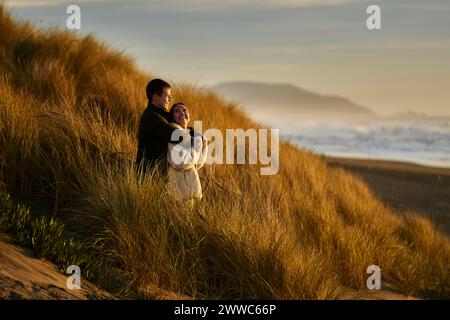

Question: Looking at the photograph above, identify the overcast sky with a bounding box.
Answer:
[4,0,450,115]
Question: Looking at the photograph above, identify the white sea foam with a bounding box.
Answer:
[271,116,450,168]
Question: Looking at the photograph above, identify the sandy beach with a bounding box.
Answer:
[325,157,450,236]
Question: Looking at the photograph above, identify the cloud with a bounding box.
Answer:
[5,0,360,8]
[4,0,107,7]
[159,0,358,5]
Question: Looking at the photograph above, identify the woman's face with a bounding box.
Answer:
[173,104,190,128]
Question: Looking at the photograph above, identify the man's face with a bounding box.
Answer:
[153,87,173,110]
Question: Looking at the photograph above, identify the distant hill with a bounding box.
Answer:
[213,81,373,116]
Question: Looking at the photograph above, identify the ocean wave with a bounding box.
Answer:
[280,118,450,168]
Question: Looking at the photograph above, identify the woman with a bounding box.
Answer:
[166,102,208,203]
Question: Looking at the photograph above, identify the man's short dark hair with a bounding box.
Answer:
[146,79,171,101]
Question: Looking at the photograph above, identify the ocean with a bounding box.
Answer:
[262,116,450,168]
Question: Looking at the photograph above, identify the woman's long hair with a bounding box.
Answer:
[169,102,188,123]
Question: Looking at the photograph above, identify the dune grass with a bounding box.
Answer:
[0,188,103,283]
[0,4,449,299]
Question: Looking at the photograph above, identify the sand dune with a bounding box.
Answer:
[326,157,450,237]
[0,233,114,300]
[0,229,418,300]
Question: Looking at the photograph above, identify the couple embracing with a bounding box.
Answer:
[136,79,208,205]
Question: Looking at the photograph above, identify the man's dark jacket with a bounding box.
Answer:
[136,102,177,174]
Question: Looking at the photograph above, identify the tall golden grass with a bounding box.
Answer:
[0,4,449,299]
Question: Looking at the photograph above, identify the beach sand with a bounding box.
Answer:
[0,233,114,299]
[325,157,450,237]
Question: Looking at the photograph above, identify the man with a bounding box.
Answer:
[136,79,177,176]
